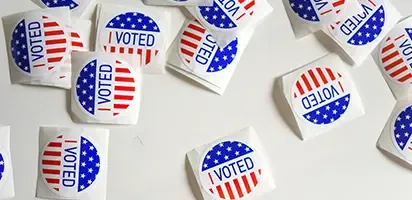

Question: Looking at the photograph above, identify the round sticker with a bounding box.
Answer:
[178,21,238,74]
[379,26,412,85]
[329,0,385,46]
[199,141,263,199]
[99,12,163,68]
[74,57,138,121]
[39,0,84,10]
[288,0,346,23]
[391,105,412,162]
[10,13,70,77]
[196,0,255,30]
[40,135,101,197]
[291,67,351,125]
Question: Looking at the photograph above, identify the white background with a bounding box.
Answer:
[1,0,412,199]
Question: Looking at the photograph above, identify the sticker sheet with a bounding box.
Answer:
[185,0,273,47]
[323,0,401,65]
[167,20,253,95]
[282,53,365,140]
[95,3,171,74]
[0,126,15,200]
[375,16,412,100]
[70,51,142,125]
[283,0,349,38]
[34,0,95,18]
[2,8,73,88]
[143,0,212,7]
[36,126,109,200]
[186,127,275,200]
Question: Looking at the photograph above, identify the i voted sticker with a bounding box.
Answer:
[196,0,255,30]
[10,13,70,77]
[291,67,351,125]
[289,0,345,23]
[391,105,412,162]
[178,21,238,74]
[199,141,263,199]
[39,0,85,10]
[74,57,138,120]
[99,12,163,67]
[329,0,385,46]
[40,135,101,197]
[379,27,412,85]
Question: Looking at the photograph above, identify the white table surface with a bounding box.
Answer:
[0,0,411,199]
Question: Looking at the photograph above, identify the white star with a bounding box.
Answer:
[405,132,409,137]
[379,9,383,13]
[335,101,340,106]
[82,151,87,156]
[214,7,218,11]
[81,162,86,167]
[142,25,147,29]
[131,24,136,28]
[401,124,406,129]
[313,119,318,123]
[218,66,223,70]
[216,151,221,155]
[80,185,85,189]
[237,143,242,147]
[374,34,378,38]
[290,2,294,7]
[323,114,328,119]
[22,45,26,49]
[409,123,412,127]
[316,110,321,115]
[396,134,400,138]
[20,33,24,38]
[116,16,120,21]
[83,140,88,144]
[133,12,138,16]
[205,7,210,11]
[398,117,402,121]
[245,147,250,152]
[214,159,219,164]
[82,90,86,95]
[229,23,233,27]
[89,157,94,162]
[326,106,330,110]
[89,73,94,78]
[88,180,92,184]
[127,17,131,22]
[84,67,89,71]
[0,161,3,165]
[82,101,86,106]
[231,54,235,58]
[306,115,311,119]
[228,46,232,50]
[203,164,208,168]
[223,55,227,60]
[351,39,355,44]
[88,107,92,111]
[406,115,411,120]
[109,22,114,26]
[226,147,232,151]
[307,6,312,11]
[83,79,87,83]
[298,4,303,9]
[138,18,142,23]
[214,57,219,62]
[209,67,214,71]
[53,0,57,3]
[365,24,369,29]
[372,17,376,21]
[149,20,153,24]
[88,168,93,173]
[154,26,158,30]
[342,105,347,110]
[88,96,93,100]
[89,146,95,150]
[70,3,74,7]
[15,40,19,45]
[312,16,316,20]
[24,66,28,71]
[81,174,85,178]
[224,155,229,160]
[221,15,226,19]
[96,163,100,167]
[373,25,377,30]
[235,151,239,156]
[120,23,125,27]
[366,33,370,38]
[303,14,308,18]
[330,118,335,122]
[46,2,50,6]
[400,142,404,146]
[89,85,93,89]
[358,40,363,45]
[333,110,337,114]
[357,32,362,36]
[219,143,224,147]
[380,17,384,22]
[345,97,349,101]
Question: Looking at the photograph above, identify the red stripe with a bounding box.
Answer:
[104,46,107,51]
[48,66,54,70]
[332,0,344,7]
[48,142,62,147]
[316,68,328,84]
[244,0,255,10]
[209,188,214,193]
[183,31,202,41]
[208,172,214,184]
[42,160,61,166]
[113,113,119,116]
[146,49,151,65]
[128,48,133,54]
[114,95,134,100]
[238,0,245,3]
[43,22,59,28]
[71,32,80,38]
[44,30,64,36]
[216,185,225,198]
[250,171,258,186]
[225,182,235,199]
[45,39,66,45]
[181,48,194,57]
[48,57,63,63]
[46,178,60,184]
[395,34,405,41]
[320,9,332,15]
[46,48,66,54]
[42,16,48,19]
[33,64,45,68]
[409,146,412,150]
[116,68,130,73]
[326,68,336,81]
[65,140,77,143]
[296,81,304,95]
[301,74,313,92]
[241,175,251,193]
[382,51,400,63]
[398,73,412,82]
[382,43,394,53]
[98,108,111,111]
[233,179,244,198]
[188,23,206,34]
[236,13,246,21]
[390,66,408,77]
[181,39,198,49]
[338,81,344,92]
[368,0,376,7]
[120,47,125,53]
[72,42,84,47]
[114,104,129,109]
[42,169,60,175]
[57,135,62,138]
[109,31,112,43]
[111,46,116,53]
[308,69,320,88]
[54,188,59,191]
[384,58,403,71]
[138,49,142,55]
[43,151,61,156]
[116,60,121,64]
[115,86,135,91]
[115,77,134,82]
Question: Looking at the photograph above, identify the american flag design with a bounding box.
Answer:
[40,135,101,197]
[10,15,70,77]
[57,31,87,80]
[329,0,385,46]
[392,105,412,159]
[0,152,4,183]
[40,0,80,10]
[379,28,412,85]
[197,0,255,30]
[291,67,351,125]
[178,21,238,73]
[75,58,137,120]
[100,12,161,68]
[199,141,262,199]
[289,0,345,23]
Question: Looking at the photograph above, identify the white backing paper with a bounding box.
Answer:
[0,126,15,200]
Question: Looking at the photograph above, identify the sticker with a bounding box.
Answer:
[391,105,412,162]
[10,13,70,77]
[99,12,163,67]
[288,0,345,23]
[291,67,351,125]
[379,27,412,85]
[57,31,87,80]
[74,57,138,120]
[39,0,84,10]
[196,0,255,30]
[329,0,385,46]
[178,21,238,74]
[199,141,263,199]
[40,135,101,197]
[0,147,6,187]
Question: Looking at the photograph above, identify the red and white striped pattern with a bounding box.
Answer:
[104,31,158,66]
[208,169,261,199]
[380,35,412,83]
[41,135,77,192]
[41,16,69,71]
[321,0,345,16]
[58,31,86,79]
[236,0,255,21]
[293,67,344,98]
[180,22,207,65]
